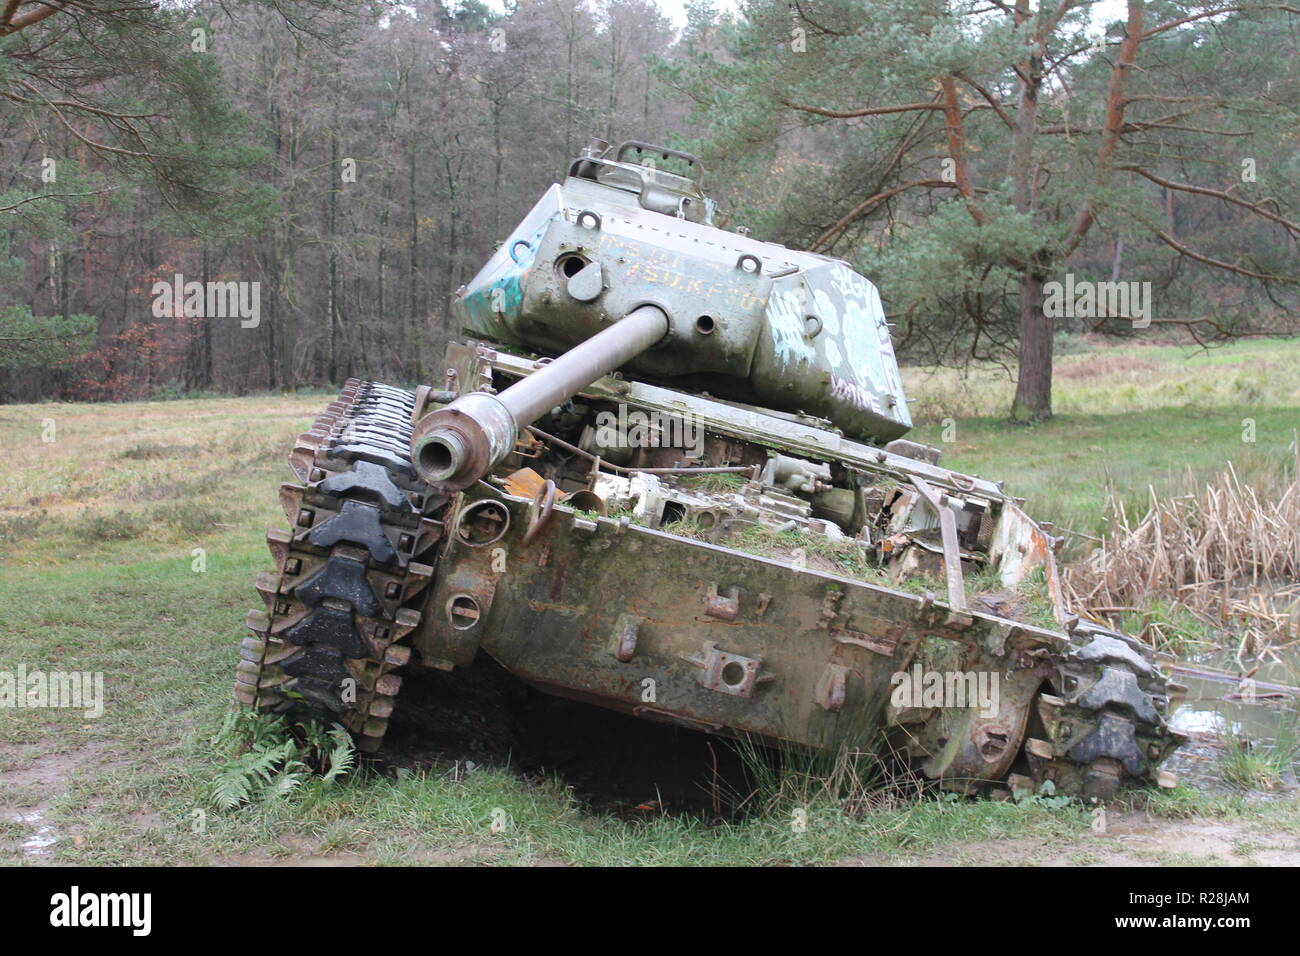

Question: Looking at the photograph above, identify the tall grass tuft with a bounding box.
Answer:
[1219,708,1300,791]
[727,712,927,820]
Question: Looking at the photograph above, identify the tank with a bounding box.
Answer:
[236,139,1186,800]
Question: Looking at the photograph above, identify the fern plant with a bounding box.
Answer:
[210,710,356,809]
[300,720,357,784]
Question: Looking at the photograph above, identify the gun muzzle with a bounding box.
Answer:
[411,304,669,490]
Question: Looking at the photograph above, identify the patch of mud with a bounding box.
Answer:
[1097,813,1297,864]
[219,849,371,867]
[843,811,1300,866]
[0,739,112,861]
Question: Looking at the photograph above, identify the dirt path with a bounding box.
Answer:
[844,810,1300,866]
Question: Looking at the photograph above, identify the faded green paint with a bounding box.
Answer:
[460,185,564,341]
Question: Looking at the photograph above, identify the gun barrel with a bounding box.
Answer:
[411,304,669,490]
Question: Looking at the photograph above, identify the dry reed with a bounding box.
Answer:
[1063,436,1300,658]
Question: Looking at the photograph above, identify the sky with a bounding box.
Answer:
[472,0,722,28]
[651,0,709,26]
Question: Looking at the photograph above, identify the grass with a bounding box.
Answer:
[906,335,1300,540]
[902,334,1300,421]
[661,518,882,581]
[1219,711,1300,792]
[676,471,748,493]
[1142,783,1300,822]
[1114,600,1221,658]
[2,337,1299,865]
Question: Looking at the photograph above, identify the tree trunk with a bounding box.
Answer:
[1005,0,1048,424]
[328,105,339,385]
[1010,270,1052,422]
[198,242,212,390]
[407,135,420,381]
[492,99,502,240]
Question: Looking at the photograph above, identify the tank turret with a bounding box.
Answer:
[450,139,913,447]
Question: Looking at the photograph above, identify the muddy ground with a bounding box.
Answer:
[7,743,1296,866]
[5,670,1298,867]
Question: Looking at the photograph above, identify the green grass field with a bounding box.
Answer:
[1,337,1297,866]
[905,336,1300,541]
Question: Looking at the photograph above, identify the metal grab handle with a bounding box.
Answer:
[615,141,705,183]
[523,479,557,545]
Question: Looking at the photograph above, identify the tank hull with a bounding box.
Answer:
[238,346,1185,799]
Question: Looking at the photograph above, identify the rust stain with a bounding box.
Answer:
[549,556,568,601]
[526,599,580,616]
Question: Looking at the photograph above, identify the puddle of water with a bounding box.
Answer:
[13,811,57,857]
[1165,648,1300,795]
[1170,674,1295,740]
[1171,646,1300,740]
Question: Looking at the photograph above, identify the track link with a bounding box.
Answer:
[234,379,444,751]
[1015,622,1186,799]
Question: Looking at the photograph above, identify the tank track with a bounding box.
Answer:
[899,604,1184,798]
[234,379,445,751]
[1015,622,1185,800]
